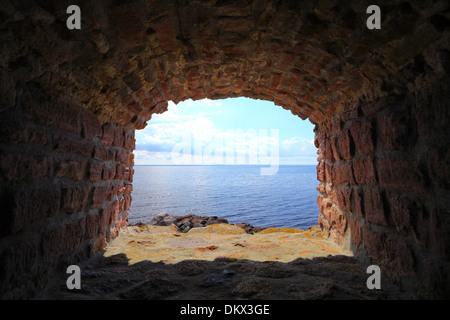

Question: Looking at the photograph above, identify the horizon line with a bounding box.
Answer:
[133,164,317,166]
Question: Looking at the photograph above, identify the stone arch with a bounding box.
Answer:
[0,0,449,298]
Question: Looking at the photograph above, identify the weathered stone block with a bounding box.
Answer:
[378,110,414,151]
[88,161,103,182]
[377,158,425,196]
[337,129,353,160]
[363,187,387,226]
[61,185,91,213]
[331,162,354,186]
[81,110,102,140]
[350,120,374,155]
[353,156,377,186]
[349,217,362,247]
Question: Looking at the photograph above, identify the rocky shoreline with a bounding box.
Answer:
[130,212,265,234]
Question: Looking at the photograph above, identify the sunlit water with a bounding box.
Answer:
[129,165,319,229]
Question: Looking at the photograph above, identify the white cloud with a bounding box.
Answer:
[281,137,316,157]
[186,99,223,107]
[134,99,317,165]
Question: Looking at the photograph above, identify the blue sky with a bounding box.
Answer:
[134,97,317,165]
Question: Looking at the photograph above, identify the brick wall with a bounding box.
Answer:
[315,71,450,297]
[0,0,448,299]
[0,82,134,298]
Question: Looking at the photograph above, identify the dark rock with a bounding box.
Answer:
[200,269,235,287]
[146,213,265,234]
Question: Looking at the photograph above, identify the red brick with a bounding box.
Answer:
[123,131,135,150]
[102,164,116,180]
[0,153,53,181]
[318,214,332,231]
[363,187,387,226]
[115,149,130,164]
[0,241,37,289]
[88,161,103,182]
[270,73,282,90]
[124,166,133,181]
[377,158,425,196]
[331,162,354,186]
[109,4,146,48]
[362,227,385,263]
[105,200,120,225]
[387,192,424,241]
[54,139,94,158]
[91,184,112,209]
[114,164,125,180]
[93,233,107,252]
[23,86,81,135]
[81,110,102,140]
[316,141,325,160]
[341,107,359,122]
[351,187,364,218]
[317,195,332,215]
[353,156,377,185]
[324,163,332,184]
[278,52,296,69]
[113,128,125,147]
[123,73,142,92]
[98,207,111,234]
[185,66,201,89]
[41,220,85,261]
[336,129,353,160]
[316,161,326,182]
[6,187,60,235]
[150,16,178,51]
[93,146,108,161]
[330,137,340,161]
[123,183,133,195]
[333,187,351,212]
[120,194,132,212]
[361,99,386,116]
[350,120,374,155]
[327,206,347,236]
[385,238,416,278]
[61,185,91,213]
[101,123,118,146]
[329,229,345,246]
[325,140,335,163]
[349,217,362,247]
[378,110,413,151]
[11,128,47,145]
[327,119,343,137]
[85,213,99,239]
[55,160,87,181]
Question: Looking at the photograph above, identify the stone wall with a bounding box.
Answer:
[0,82,134,298]
[316,68,450,297]
[0,0,449,299]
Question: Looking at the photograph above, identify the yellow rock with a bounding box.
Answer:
[104,223,352,265]
[259,227,303,234]
[187,223,247,235]
[145,224,179,233]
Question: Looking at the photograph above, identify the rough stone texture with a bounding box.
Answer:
[143,212,264,234]
[41,225,404,300]
[316,89,450,298]
[0,0,449,299]
[41,252,404,300]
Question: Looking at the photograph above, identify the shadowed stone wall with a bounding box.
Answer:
[0,0,449,298]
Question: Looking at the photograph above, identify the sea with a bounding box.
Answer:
[128,165,319,230]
